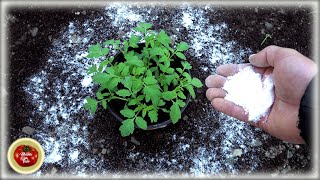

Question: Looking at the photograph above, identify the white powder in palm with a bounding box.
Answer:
[222,66,275,122]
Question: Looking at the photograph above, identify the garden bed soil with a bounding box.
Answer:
[5,2,313,177]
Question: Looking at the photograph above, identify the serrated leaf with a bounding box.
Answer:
[102,77,120,90]
[123,76,132,90]
[144,76,157,85]
[87,44,101,58]
[177,99,186,107]
[119,119,134,137]
[92,73,111,84]
[143,85,161,106]
[176,52,186,60]
[101,99,107,109]
[84,97,98,114]
[181,61,192,70]
[128,99,137,106]
[87,64,97,74]
[148,110,158,123]
[106,67,115,75]
[166,68,174,74]
[116,89,131,97]
[177,91,187,99]
[158,56,168,63]
[157,30,171,47]
[98,60,109,72]
[121,66,130,76]
[191,78,203,88]
[101,48,109,56]
[103,39,114,46]
[162,91,177,101]
[176,41,189,52]
[150,47,165,57]
[170,102,181,124]
[129,35,141,48]
[135,67,146,75]
[176,68,183,74]
[182,72,192,82]
[96,91,104,100]
[185,85,195,99]
[142,108,147,118]
[132,79,143,93]
[135,117,147,130]
[120,109,135,118]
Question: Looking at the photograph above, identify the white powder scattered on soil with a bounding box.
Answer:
[21,3,282,177]
[222,66,275,122]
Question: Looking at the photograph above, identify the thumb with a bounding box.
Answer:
[248,45,301,67]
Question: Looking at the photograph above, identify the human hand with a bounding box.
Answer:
[205,45,317,144]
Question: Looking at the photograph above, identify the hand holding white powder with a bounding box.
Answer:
[222,66,275,122]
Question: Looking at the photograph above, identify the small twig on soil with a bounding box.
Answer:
[261,33,272,45]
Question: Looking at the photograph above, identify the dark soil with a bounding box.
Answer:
[4,3,314,177]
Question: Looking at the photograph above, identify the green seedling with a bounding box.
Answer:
[84,22,203,137]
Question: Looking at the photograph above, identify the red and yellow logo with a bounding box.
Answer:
[7,138,44,174]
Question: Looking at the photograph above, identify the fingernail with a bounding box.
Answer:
[248,54,256,62]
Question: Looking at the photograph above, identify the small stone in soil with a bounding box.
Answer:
[101,148,107,155]
[130,136,140,146]
[287,150,293,159]
[22,126,35,135]
[183,115,188,121]
[232,149,243,157]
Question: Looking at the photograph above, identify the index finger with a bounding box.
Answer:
[216,63,266,77]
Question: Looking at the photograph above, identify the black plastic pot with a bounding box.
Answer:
[106,43,191,130]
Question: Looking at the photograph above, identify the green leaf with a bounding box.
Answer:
[92,73,111,84]
[87,44,101,58]
[135,67,146,75]
[103,39,114,46]
[102,77,120,90]
[128,99,137,106]
[119,119,134,137]
[150,47,165,57]
[170,102,181,124]
[101,48,109,56]
[132,79,143,93]
[185,85,195,99]
[135,117,147,130]
[143,85,162,106]
[148,110,158,123]
[120,109,135,118]
[84,97,98,114]
[176,52,186,60]
[177,99,186,107]
[144,76,157,86]
[182,72,192,82]
[129,35,141,48]
[96,91,104,100]
[176,41,189,52]
[162,91,177,101]
[191,78,203,88]
[177,91,187,99]
[181,61,192,70]
[87,64,97,74]
[98,60,109,72]
[101,99,107,109]
[166,68,174,74]
[106,67,115,75]
[157,30,171,47]
[176,68,183,74]
[121,66,130,76]
[116,89,131,97]
[134,22,152,33]
[123,76,132,90]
